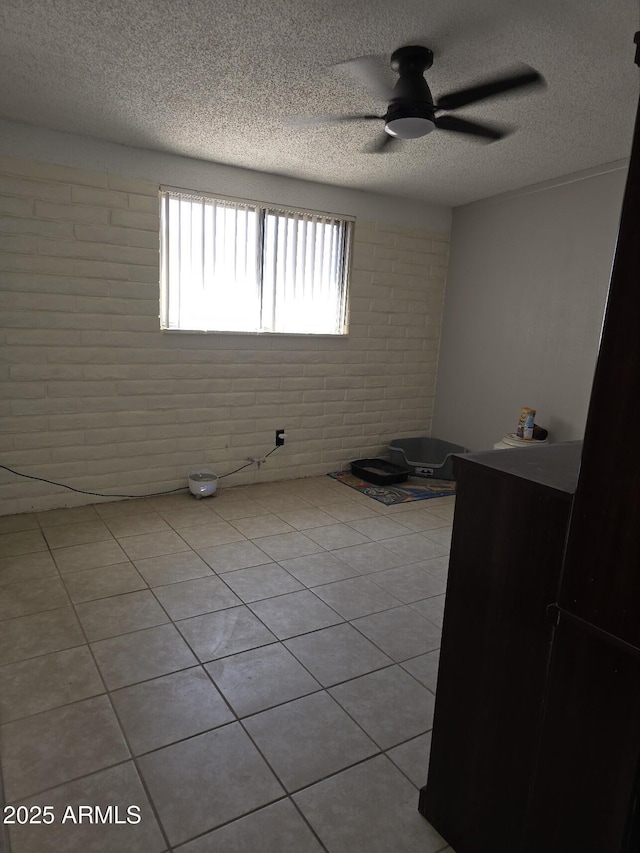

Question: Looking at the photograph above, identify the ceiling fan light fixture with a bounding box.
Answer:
[385,115,435,139]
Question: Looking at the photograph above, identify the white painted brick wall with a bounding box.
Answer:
[0,157,450,513]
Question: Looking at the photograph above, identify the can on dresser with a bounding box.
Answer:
[517,407,536,440]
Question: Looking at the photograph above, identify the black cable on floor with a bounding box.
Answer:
[0,464,188,499]
[0,445,281,499]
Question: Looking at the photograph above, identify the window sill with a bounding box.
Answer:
[160,328,349,338]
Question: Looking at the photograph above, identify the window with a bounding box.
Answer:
[160,188,353,334]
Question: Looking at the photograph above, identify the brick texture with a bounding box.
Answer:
[0,158,449,513]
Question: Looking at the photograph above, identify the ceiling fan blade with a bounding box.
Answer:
[284,113,383,127]
[434,115,507,141]
[333,55,393,101]
[365,133,399,154]
[434,66,545,111]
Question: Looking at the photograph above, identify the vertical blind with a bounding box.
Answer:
[161,192,262,332]
[160,189,352,334]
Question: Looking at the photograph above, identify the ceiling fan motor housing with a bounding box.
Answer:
[385,45,436,138]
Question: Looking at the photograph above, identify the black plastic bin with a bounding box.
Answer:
[388,437,467,480]
[350,458,410,486]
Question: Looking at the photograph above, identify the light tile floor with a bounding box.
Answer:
[0,476,456,853]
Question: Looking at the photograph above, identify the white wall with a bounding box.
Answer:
[0,128,451,514]
[432,163,627,452]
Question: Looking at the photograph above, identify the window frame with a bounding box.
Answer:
[159,186,354,337]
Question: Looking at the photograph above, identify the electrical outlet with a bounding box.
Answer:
[275,429,286,446]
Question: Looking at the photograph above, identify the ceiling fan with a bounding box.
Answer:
[289,45,545,152]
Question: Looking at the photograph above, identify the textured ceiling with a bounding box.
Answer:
[0,0,638,206]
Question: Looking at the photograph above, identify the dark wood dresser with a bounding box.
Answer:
[419,442,582,852]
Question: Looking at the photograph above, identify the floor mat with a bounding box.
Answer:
[328,471,456,505]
